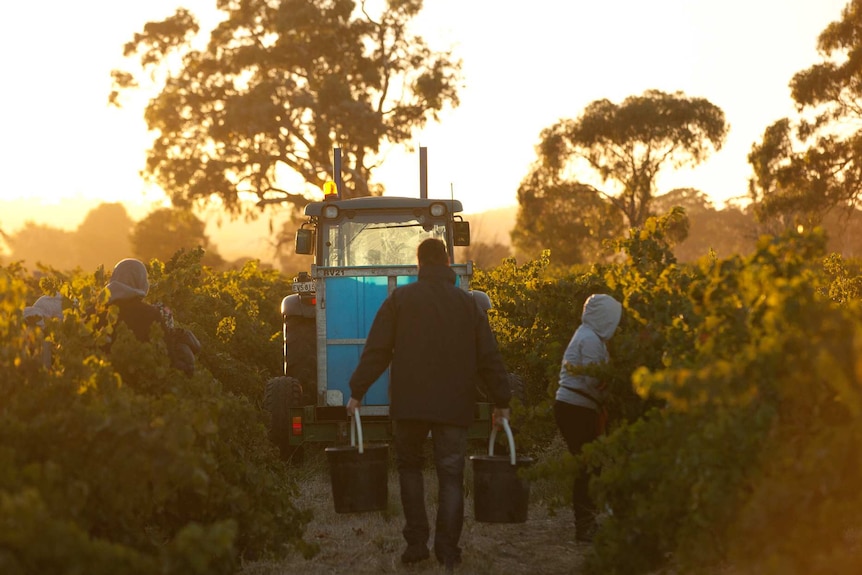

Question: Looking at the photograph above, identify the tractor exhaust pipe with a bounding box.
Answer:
[333,147,343,198]
[419,147,428,199]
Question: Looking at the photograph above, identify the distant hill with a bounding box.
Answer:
[207,204,519,261]
[1,197,519,267]
[463,205,517,247]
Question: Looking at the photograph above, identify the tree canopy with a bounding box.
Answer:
[652,188,757,261]
[535,89,728,229]
[111,0,462,215]
[131,208,224,268]
[749,0,862,228]
[4,223,77,270]
[75,203,135,270]
[512,90,727,265]
[3,203,134,270]
[512,166,625,266]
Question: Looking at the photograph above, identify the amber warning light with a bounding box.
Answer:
[324,180,338,200]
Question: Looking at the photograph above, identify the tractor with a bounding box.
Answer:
[264,149,499,459]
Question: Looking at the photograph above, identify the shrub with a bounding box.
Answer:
[1,259,311,573]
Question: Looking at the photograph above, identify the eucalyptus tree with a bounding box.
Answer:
[513,90,727,264]
[110,0,461,215]
[512,166,625,266]
[749,0,862,228]
[131,207,224,268]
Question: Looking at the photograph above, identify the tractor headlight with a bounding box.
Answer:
[323,205,340,219]
[430,202,447,217]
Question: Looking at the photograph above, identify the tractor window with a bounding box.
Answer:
[323,215,448,267]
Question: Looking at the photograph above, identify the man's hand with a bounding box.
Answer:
[346,397,361,417]
[493,407,510,430]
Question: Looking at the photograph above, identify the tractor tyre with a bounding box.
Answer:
[284,315,317,405]
[264,375,304,464]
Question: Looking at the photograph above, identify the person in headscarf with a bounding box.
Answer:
[23,294,63,327]
[23,294,64,367]
[105,258,201,376]
[106,258,165,342]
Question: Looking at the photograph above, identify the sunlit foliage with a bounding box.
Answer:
[1,251,312,573]
[478,218,862,574]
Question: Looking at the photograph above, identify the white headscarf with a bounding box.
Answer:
[107,258,149,303]
[23,295,64,323]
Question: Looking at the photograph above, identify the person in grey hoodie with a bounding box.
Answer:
[556,293,622,542]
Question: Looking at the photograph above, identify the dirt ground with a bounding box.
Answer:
[240,447,588,575]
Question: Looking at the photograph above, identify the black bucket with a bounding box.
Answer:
[470,419,534,523]
[325,411,389,513]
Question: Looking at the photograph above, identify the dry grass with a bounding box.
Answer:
[240,442,588,575]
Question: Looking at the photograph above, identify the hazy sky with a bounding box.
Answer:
[0,0,851,234]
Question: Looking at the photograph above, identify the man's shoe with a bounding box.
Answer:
[400,544,430,564]
[436,551,462,572]
[576,523,597,543]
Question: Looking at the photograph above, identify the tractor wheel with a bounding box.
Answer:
[264,376,304,463]
[285,315,317,404]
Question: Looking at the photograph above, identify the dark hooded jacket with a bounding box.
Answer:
[349,263,510,427]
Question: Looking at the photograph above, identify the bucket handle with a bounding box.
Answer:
[488,417,516,465]
[349,408,364,454]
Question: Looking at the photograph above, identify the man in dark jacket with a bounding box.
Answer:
[347,238,511,571]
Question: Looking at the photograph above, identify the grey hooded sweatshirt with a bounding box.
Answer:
[556,294,622,411]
